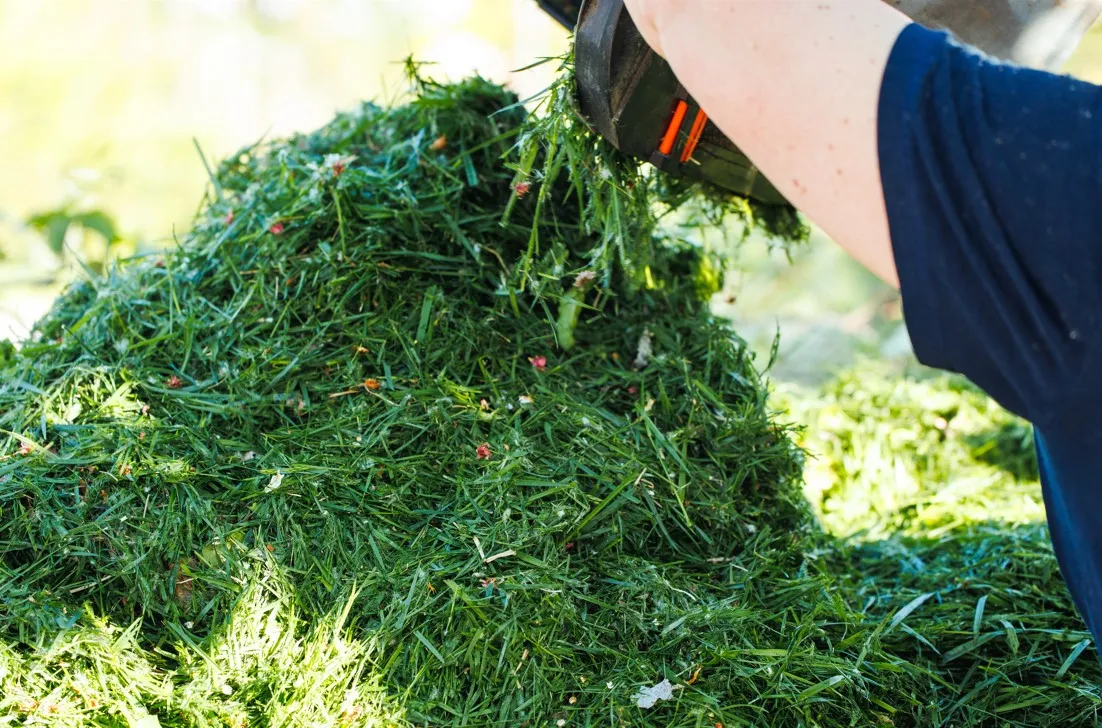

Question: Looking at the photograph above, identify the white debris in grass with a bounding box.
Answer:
[265,472,284,492]
[634,678,676,709]
[633,327,653,369]
[573,270,597,289]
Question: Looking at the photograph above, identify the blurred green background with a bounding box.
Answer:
[3,0,1102,383]
[0,0,565,340]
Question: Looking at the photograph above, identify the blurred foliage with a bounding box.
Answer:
[0,0,563,241]
[781,362,1042,541]
[0,0,566,339]
[26,206,122,272]
[26,208,119,257]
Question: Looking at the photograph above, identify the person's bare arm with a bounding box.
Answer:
[623,0,912,286]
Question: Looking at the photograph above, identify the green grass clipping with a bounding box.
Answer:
[0,63,1098,727]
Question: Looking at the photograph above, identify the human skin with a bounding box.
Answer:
[621,0,912,286]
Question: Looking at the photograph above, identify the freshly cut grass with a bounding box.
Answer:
[0,65,1099,727]
[0,70,813,727]
[788,363,1042,540]
[792,364,1100,725]
[1,570,405,728]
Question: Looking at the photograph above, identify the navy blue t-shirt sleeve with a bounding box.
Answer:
[878,23,1102,421]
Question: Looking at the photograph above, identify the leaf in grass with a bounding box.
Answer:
[900,623,940,654]
[1000,620,1019,655]
[888,592,934,633]
[1056,639,1092,679]
[973,594,987,636]
[660,615,688,636]
[799,675,847,701]
[942,631,1000,664]
[413,630,446,665]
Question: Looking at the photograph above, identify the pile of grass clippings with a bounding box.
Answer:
[788,365,1101,725]
[788,364,1042,540]
[1,63,1100,727]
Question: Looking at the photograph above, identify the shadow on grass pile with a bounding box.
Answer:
[1,66,1100,727]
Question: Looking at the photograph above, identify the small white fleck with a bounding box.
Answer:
[266,472,284,492]
[633,328,654,369]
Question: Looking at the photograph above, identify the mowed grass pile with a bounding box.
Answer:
[0,69,1100,727]
[792,365,1043,540]
[788,366,1102,724]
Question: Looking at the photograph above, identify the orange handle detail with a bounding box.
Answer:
[680,109,708,163]
[658,100,688,156]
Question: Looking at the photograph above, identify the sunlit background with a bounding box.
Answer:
[0,0,565,337]
[3,0,1102,382]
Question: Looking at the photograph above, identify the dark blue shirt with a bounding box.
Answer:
[879,24,1102,642]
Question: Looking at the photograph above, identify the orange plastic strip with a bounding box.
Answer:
[658,100,689,156]
[680,109,708,163]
